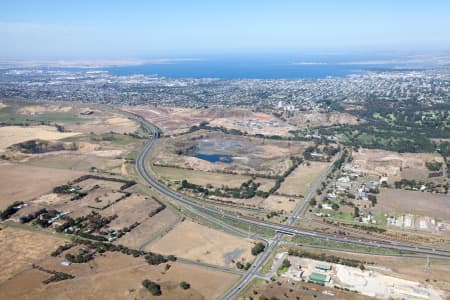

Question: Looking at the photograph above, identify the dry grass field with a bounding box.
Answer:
[11,177,127,219]
[17,104,73,114]
[278,161,329,197]
[153,165,252,188]
[13,102,139,135]
[0,163,84,210]
[0,250,238,300]
[25,152,123,173]
[147,220,254,268]
[378,188,450,221]
[0,125,80,151]
[116,208,181,249]
[102,194,163,230]
[260,195,299,213]
[242,280,371,300]
[67,113,139,135]
[0,227,67,283]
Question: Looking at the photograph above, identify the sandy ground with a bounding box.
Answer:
[125,106,294,136]
[0,125,80,151]
[290,247,450,295]
[123,106,204,135]
[209,113,295,136]
[0,251,238,300]
[147,220,253,268]
[0,227,67,283]
[378,188,450,221]
[278,161,329,197]
[286,111,361,128]
[347,149,440,182]
[282,256,445,300]
[0,163,84,210]
[335,263,444,299]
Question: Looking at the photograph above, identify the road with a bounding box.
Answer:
[128,112,450,299]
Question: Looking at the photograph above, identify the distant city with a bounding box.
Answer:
[1,65,449,109]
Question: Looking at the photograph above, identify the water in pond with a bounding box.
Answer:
[195,153,233,163]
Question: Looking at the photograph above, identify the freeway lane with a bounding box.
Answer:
[131,114,450,255]
[128,112,450,299]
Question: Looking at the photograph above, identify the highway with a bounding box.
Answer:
[129,112,450,299]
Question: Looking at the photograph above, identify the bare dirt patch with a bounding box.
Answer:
[347,149,440,182]
[286,111,362,128]
[125,106,294,136]
[147,220,254,268]
[124,106,204,135]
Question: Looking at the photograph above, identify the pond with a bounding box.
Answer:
[195,153,234,163]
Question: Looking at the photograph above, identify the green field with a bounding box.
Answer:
[0,107,84,125]
[61,132,143,145]
[288,235,406,255]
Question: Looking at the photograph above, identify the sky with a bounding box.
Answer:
[1,0,450,59]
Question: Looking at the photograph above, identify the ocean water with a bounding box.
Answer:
[105,55,401,79]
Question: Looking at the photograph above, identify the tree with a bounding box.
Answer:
[180,281,190,289]
[167,255,177,262]
[142,279,161,296]
[368,194,377,206]
[251,242,265,256]
[353,206,360,218]
[281,259,291,269]
[309,198,317,206]
[331,203,340,211]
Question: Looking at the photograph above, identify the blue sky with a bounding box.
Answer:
[1,0,450,59]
